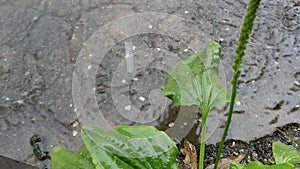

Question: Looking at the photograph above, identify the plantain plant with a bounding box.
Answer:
[161,40,231,169]
[51,0,264,168]
[162,0,261,168]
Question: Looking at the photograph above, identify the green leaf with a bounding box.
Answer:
[51,126,178,169]
[81,125,178,169]
[272,141,300,165]
[161,40,230,118]
[230,161,294,169]
[51,145,95,169]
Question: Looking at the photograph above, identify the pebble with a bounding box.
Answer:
[139,96,146,102]
[72,121,79,127]
[15,100,24,104]
[31,117,36,122]
[294,81,300,87]
[124,105,131,111]
[168,122,174,128]
[72,131,78,137]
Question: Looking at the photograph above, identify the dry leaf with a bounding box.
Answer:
[206,154,247,169]
[180,140,198,169]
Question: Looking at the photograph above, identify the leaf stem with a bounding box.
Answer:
[199,118,207,169]
[213,1,261,169]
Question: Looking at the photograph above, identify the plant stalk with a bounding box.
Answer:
[213,0,261,169]
[199,118,207,169]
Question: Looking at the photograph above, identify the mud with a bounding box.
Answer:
[0,0,299,168]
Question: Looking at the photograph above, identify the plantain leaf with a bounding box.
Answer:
[230,161,294,169]
[51,125,178,169]
[161,40,230,117]
[272,141,300,165]
[51,145,95,169]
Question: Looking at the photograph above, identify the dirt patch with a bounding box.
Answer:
[177,123,300,169]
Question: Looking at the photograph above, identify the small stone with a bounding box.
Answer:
[72,121,79,127]
[15,100,24,104]
[139,96,146,102]
[132,78,138,81]
[183,122,187,126]
[132,46,136,50]
[87,65,92,69]
[122,79,126,84]
[72,130,78,136]
[5,97,10,101]
[184,10,189,14]
[156,47,161,51]
[124,105,131,111]
[168,122,174,128]
[294,81,300,87]
[148,25,153,29]
[183,49,188,52]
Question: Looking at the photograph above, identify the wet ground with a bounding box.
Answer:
[0,0,299,168]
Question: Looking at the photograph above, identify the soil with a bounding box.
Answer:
[0,0,299,169]
[176,123,300,169]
